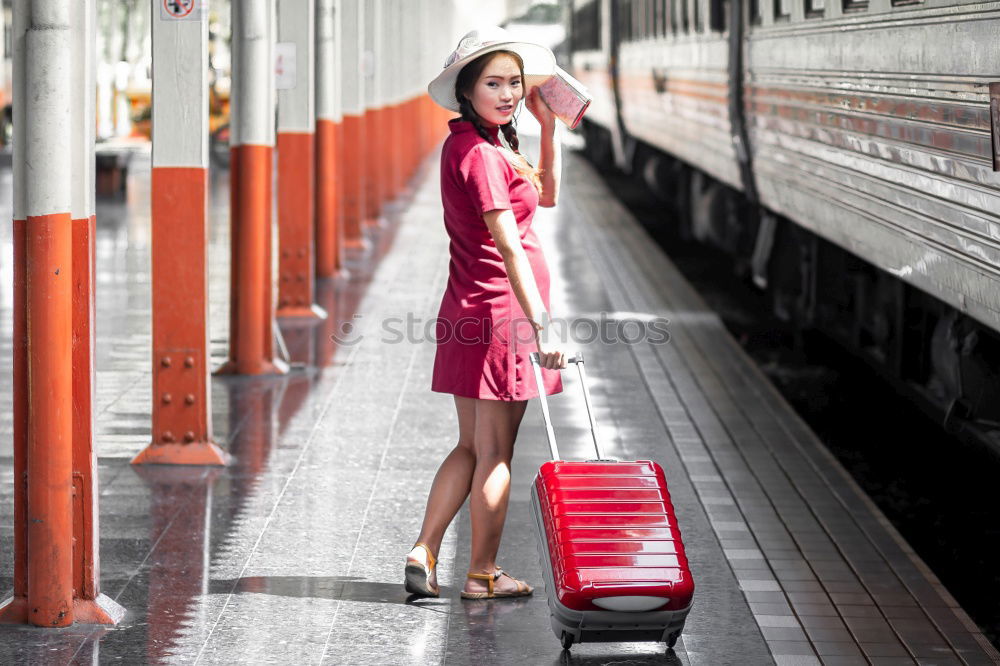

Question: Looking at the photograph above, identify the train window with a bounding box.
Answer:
[571,0,601,51]
[806,0,825,17]
[842,0,868,12]
[709,0,726,31]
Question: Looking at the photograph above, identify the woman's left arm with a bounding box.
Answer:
[527,87,561,208]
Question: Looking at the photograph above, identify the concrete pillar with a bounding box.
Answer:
[363,0,384,225]
[276,0,326,320]
[401,0,418,190]
[24,5,73,624]
[417,0,430,159]
[385,0,403,200]
[134,0,229,465]
[340,0,369,252]
[1,0,124,628]
[315,0,346,280]
[218,0,288,375]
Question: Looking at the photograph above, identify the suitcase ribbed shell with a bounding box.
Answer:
[534,460,695,612]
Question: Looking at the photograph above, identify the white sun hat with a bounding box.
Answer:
[427,26,556,112]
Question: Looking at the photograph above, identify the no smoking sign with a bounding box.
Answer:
[160,0,204,20]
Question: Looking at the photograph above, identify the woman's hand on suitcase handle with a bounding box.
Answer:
[530,314,566,369]
[536,342,567,370]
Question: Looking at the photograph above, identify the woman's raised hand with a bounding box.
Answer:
[525,86,556,130]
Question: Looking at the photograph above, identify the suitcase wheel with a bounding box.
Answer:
[560,632,574,651]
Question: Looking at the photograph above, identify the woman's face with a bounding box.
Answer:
[467,53,523,128]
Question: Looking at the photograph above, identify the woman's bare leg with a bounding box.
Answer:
[412,396,478,578]
[464,398,530,594]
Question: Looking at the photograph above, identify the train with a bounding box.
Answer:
[564,0,1000,449]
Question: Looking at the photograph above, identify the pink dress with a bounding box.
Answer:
[431,119,563,401]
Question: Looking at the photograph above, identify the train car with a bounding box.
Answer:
[567,0,1000,449]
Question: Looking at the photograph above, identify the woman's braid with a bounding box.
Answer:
[500,122,520,154]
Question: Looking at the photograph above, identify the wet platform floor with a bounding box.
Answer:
[1,135,999,665]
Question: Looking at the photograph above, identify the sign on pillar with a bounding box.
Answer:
[276,0,327,320]
[133,0,228,465]
[2,0,125,627]
[217,0,288,376]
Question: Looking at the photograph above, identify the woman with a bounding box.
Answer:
[404,27,568,600]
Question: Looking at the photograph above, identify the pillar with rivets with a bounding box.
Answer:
[133,0,229,465]
[315,0,346,280]
[2,0,125,627]
[275,0,327,320]
[216,0,288,376]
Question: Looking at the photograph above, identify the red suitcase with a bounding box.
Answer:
[528,352,695,651]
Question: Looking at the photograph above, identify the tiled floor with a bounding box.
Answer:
[0,130,998,665]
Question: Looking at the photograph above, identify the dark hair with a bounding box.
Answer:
[454,50,542,190]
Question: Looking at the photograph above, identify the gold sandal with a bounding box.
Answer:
[404,542,439,597]
[460,567,533,599]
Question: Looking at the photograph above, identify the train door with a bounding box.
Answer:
[727,0,757,204]
[607,0,635,172]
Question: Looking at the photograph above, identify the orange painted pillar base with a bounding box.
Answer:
[388,103,403,200]
[27,211,75,627]
[217,145,289,376]
[0,594,125,625]
[332,120,349,280]
[341,114,370,253]
[399,99,415,197]
[70,215,126,621]
[315,118,346,280]
[9,218,27,616]
[135,168,229,465]
[276,132,327,321]
[3,216,125,626]
[363,107,383,227]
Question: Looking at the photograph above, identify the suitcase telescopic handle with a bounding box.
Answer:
[529,351,608,461]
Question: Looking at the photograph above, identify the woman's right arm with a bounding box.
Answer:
[483,208,566,370]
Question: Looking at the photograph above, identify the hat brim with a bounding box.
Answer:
[427,41,556,112]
